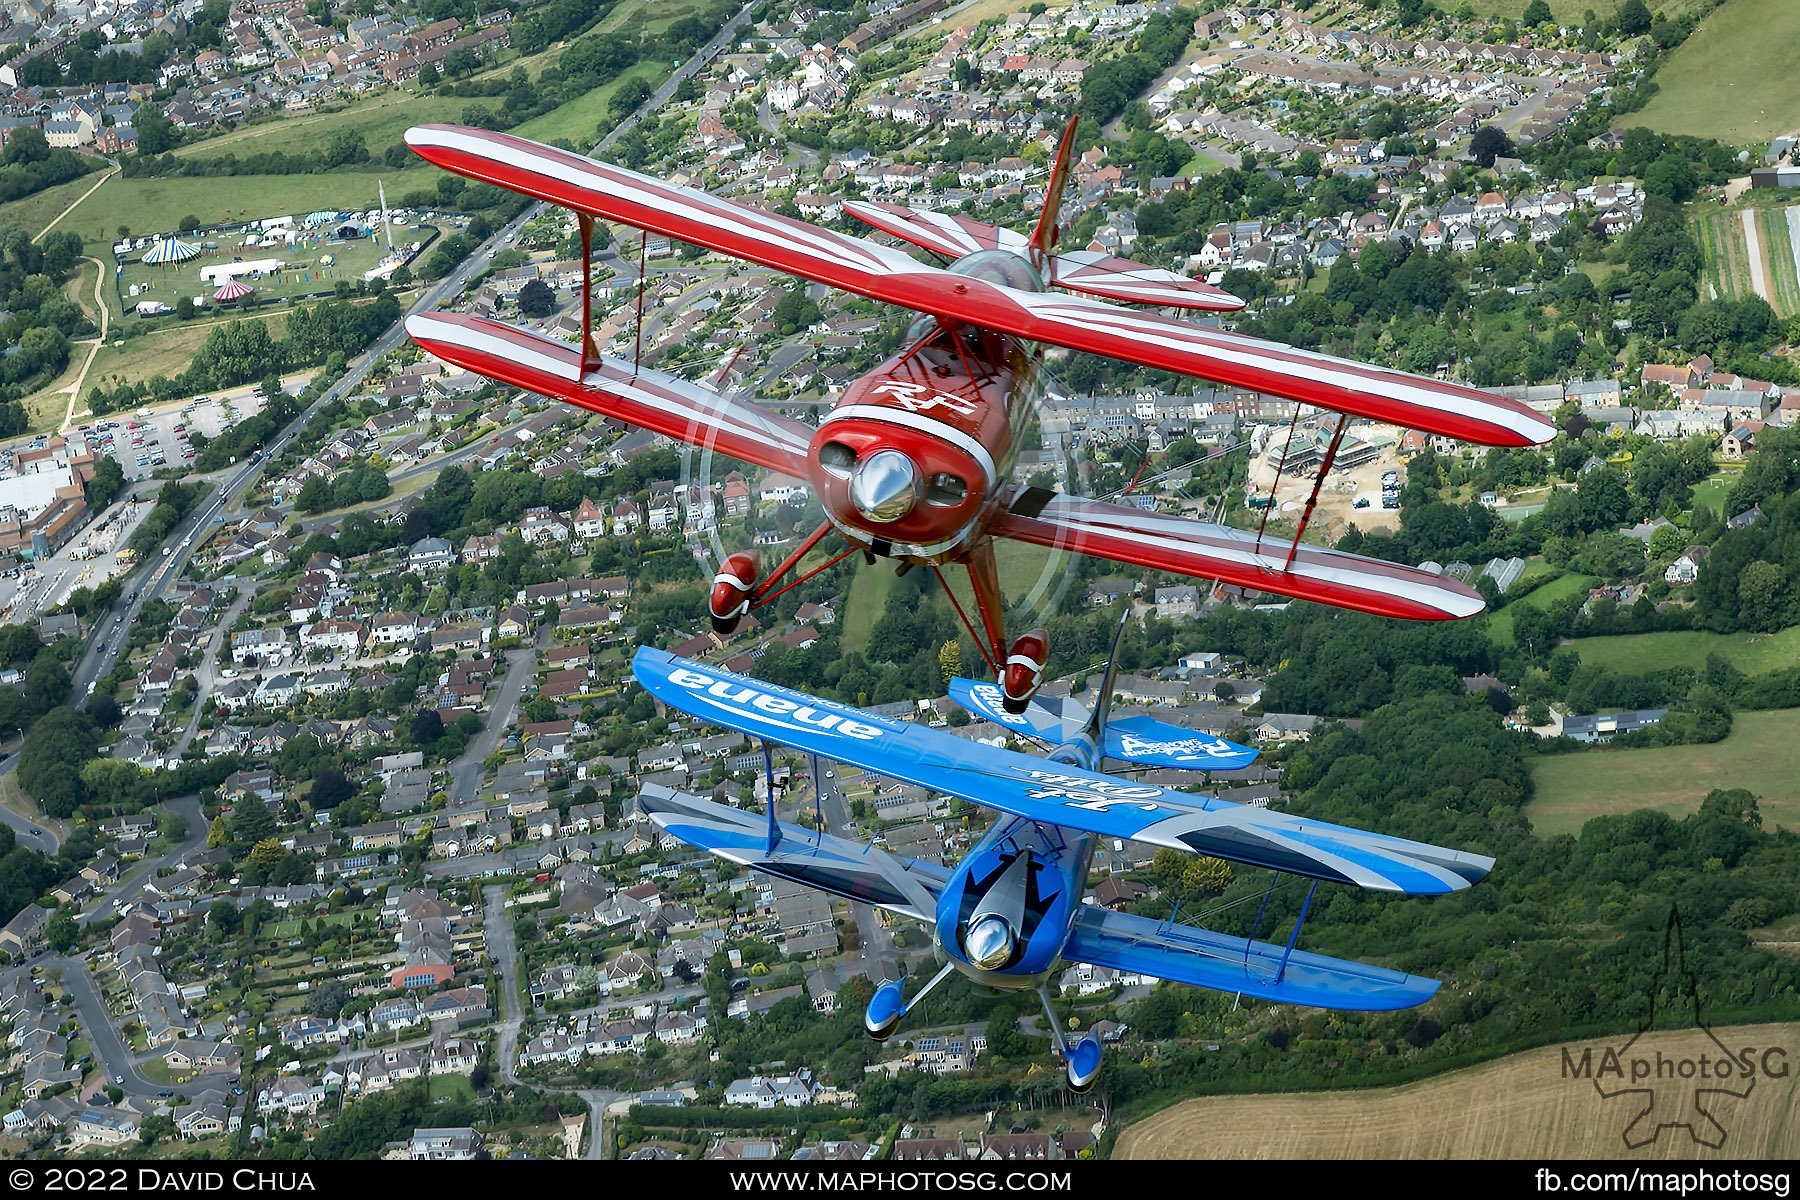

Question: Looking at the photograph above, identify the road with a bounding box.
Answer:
[0,750,64,851]
[77,796,206,927]
[447,631,545,804]
[57,947,232,1100]
[484,884,524,1089]
[170,588,254,759]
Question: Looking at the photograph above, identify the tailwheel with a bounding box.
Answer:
[709,551,759,634]
[1001,628,1049,714]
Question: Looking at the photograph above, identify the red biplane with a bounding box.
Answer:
[404,118,1555,712]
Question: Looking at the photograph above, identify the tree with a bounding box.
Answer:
[1616,0,1651,36]
[310,767,354,811]
[516,278,555,317]
[207,899,241,938]
[1469,125,1514,169]
[410,707,444,747]
[139,1113,174,1146]
[87,455,125,509]
[206,814,230,849]
[937,639,962,686]
[44,908,79,951]
[417,62,440,87]
[249,838,288,871]
[1522,0,1553,23]
[178,214,201,233]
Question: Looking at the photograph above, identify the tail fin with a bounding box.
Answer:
[1028,114,1080,271]
[1082,600,1132,749]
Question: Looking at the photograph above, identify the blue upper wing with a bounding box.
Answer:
[632,649,1493,896]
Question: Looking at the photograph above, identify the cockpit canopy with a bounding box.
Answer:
[946,248,1046,293]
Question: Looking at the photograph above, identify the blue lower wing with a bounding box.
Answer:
[636,783,947,922]
[1064,905,1440,1011]
[633,649,1493,896]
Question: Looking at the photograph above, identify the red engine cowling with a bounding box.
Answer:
[709,551,760,634]
[1001,628,1049,714]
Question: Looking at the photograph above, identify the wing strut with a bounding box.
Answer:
[761,741,779,853]
[632,229,648,373]
[1245,871,1279,969]
[1255,401,1306,552]
[578,214,600,374]
[1286,414,1348,572]
[1277,880,1320,984]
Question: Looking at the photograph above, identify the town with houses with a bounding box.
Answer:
[0,0,1793,1167]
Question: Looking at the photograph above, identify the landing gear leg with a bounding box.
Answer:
[708,519,851,634]
[864,959,959,1042]
[1038,984,1102,1093]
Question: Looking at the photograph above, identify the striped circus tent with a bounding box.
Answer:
[141,238,200,265]
[213,279,253,302]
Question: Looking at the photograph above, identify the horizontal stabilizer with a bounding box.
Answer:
[636,784,947,922]
[633,649,1493,896]
[1105,715,1258,771]
[947,677,1087,742]
[1065,905,1440,1011]
[845,201,1244,312]
[948,678,1258,770]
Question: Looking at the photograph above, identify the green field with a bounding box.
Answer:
[1692,208,1745,302]
[83,309,292,395]
[177,93,467,164]
[1486,570,1596,646]
[511,61,669,145]
[2,173,107,239]
[841,566,899,655]
[1759,207,1800,315]
[1528,709,1800,836]
[1690,473,1737,519]
[117,228,401,316]
[1564,624,1800,675]
[0,171,405,252]
[1633,0,1800,146]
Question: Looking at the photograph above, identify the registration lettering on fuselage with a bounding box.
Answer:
[867,379,980,418]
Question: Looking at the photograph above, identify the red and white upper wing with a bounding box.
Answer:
[406,125,1555,447]
[405,312,816,479]
[993,489,1484,621]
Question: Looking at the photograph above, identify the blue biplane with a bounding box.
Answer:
[632,631,1491,1092]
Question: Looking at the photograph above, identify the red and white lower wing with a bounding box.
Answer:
[993,489,1484,621]
[405,312,816,479]
[406,125,1554,447]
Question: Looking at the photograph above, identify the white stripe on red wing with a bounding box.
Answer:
[1015,294,1552,443]
[411,126,912,278]
[999,504,1481,618]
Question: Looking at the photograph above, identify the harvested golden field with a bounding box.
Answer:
[1115,1024,1800,1159]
